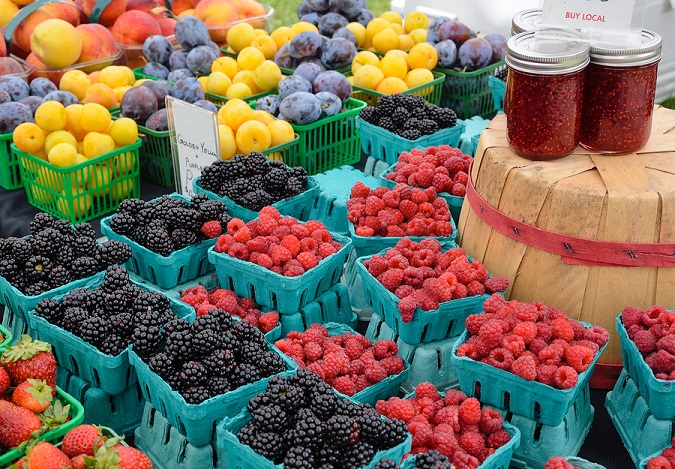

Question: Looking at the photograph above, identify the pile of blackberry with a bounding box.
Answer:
[0,213,131,296]
[237,369,409,468]
[144,310,286,404]
[371,451,452,469]
[33,266,176,356]
[199,152,309,212]
[495,68,508,82]
[359,94,458,141]
[107,194,231,256]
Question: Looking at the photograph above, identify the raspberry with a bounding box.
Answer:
[544,456,575,469]
[422,278,453,302]
[364,360,388,384]
[318,242,337,258]
[283,260,305,277]
[487,429,511,449]
[303,342,323,362]
[433,406,460,432]
[583,325,610,347]
[311,229,333,243]
[280,235,301,257]
[378,269,405,292]
[367,255,389,277]
[398,295,418,322]
[364,195,385,217]
[387,398,417,422]
[484,276,509,294]
[459,432,486,458]
[483,294,507,314]
[444,156,465,173]
[658,335,675,355]
[395,285,416,299]
[478,407,503,434]
[296,251,319,271]
[465,314,491,336]
[388,255,410,270]
[373,340,397,359]
[303,324,328,344]
[488,348,514,370]
[348,359,365,376]
[551,318,575,342]
[536,364,558,387]
[444,389,468,406]
[399,199,418,220]
[654,350,675,374]
[226,218,245,234]
[622,306,645,328]
[554,366,579,389]
[214,234,234,253]
[278,216,298,227]
[199,220,222,238]
[466,280,485,297]
[564,345,595,372]
[258,312,279,333]
[500,334,526,356]
[456,343,479,360]
[432,432,459,457]
[453,450,480,469]
[458,398,481,424]
[511,356,537,380]
[478,320,507,349]
[332,376,356,396]
[231,226,251,244]
[663,448,675,462]
[408,420,433,448]
[228,242,249,260]
[414,382,441,401]
[342,339,363,361]
[647,457,672,469]
[380,356,405,375]
[416,291,440,311]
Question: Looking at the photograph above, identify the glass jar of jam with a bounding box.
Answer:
[579,30,662,154]
[511,9,542,36]
[505,31,590,160]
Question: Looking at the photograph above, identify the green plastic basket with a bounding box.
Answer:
[0,387,85,467]
[14,140,141,223]
[0,323,11,352]
[435,61,506,119]
[489,75,506,112]
[0,132,21,190]
[346,70,445,107]
[219,49,352,76]
[250,98,366,175]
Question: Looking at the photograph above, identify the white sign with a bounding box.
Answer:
[166,97,220,197]
[540,0,635,31]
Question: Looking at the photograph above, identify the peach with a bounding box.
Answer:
[230,0,267,20]
[76,24,118,69]
[82,0,126,26]
[125,0,161,14]
[43,0,81,27]
[194,0,238,43]
[157,18,176,36]
[112,10,161,45]
[12,8,54,53]
[0,57,25,75]
[31,19,82,69]
[172,0,200,15]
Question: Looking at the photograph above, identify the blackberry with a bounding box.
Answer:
[74,236,100,258]
[342,440,376,469]
[310,392,338,421]
[377,95,402,117]
[104,290,128,314]
[400,128,422,141]
[495,67,508,82]
[401,94,425,111]
[129,226,149,245]
[284,177,305,198]
[284,446,315,469]
[146,230,174,256]
[54,245,76,269]
[197,199,227,221]
[146,219,169,234]
[166,330,194,361]
[289,167,308,185]
[434,108,457,128]
[8,272,29,293]
[148,352,175,379]
[84,289,107,311]
[80,315,111,347]
[251,404,291,433]
[166,208,201,231]
[231,363,262,388]
[199,164,226,192]
[73,223,96,239]
[163,318,191,336]
[192,314,222,333]
[289,408,324,448]
[71,257,100,279]
[207,309,234,331]
[34,298,63,324]
[136,311,166,329]
[263,168,289,192]
[101,265,129,293]
[221,212,233,229]
[224,160,248,181]
[100,334,126,357]
[136,207,157,226]
[219,330,239,352]
[409,106,428,120]
[0,259,18,279]
[415,450,452,469]
[378,117,398,133]
[131,324,161,357]
[62,307,89,334]
[110,312,135,338]
[24,256,52,280]
[248,393,275,414]
[51,219,74,237]
[327,414,360,448]
[23,280,50,296]
[99,240,132,266]
[178,361,210,389]
[233,320,266,346]
[182,386,212,404]
[374,458,400,469]
[170,229,198,250]
[359,106,378,124]
[8,238,33,263]
[48,265,73,288]
[317,444,341,467]
[268,160,287,171]
[62,288,90,309]
[209,375,231,395]
[258,352,286,375]
[362,414,407,449]
[31,228,63,257]
[290,368,323,394]
[237,421,258,447]
[29,213,57,234]
[243,153,268,176]
[192,327,220,357]
[418,119,439,136]
[249,432,285,462]
[117,198,146,215]
[391,107,410,126]
[236,340,267,366]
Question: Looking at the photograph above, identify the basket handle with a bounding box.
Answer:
[4,0,90,51]
[88,0,114,24]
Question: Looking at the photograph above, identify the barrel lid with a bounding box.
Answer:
[589,29,662,67]
[506,30,590,75]
[511,9,542,36]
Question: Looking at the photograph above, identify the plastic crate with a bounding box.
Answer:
[56,366,145,437]
[135,403,219,469]
[0,386,85,467]
[435,61,507,119]
[208,233,352,314]
[505,385,594,469]
[193,173,319,222]
[489,75,507,113]
[0,322,11,352]
[26,275,195,395]
[14,140,141,223]
[249,98,366,175]
[278,283,356,335]
[216,404,413,469]
[129,341,297,447]
[0,132,21,190]
[451,323,608,427]
[399,422,520,469]
[365,312,460,394]
[616,314,675,420]
[379,162,464,225]
[307,166,380,235]
[567,457,607,469]
[355,251,493,345]
[0,306,30,347]
[605,369,675,468]
[346,70,445,107]
[357,117,466,164]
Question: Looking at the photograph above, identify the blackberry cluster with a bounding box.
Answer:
[495,67,508,82]
[415,451,452,469]
[238,369,409,468]
[145,311,286,404]
[199,153,309,212]
[0,213,131,296]
[33,266,175,356]
[359,94,458,141]
[107,194,231,256]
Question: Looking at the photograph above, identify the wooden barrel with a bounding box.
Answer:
[458,105,675,367]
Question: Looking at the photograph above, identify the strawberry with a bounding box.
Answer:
[25,442,71,469]
[1,335,56,394]
[0,400,42,448]
[70,454,87,469]
[62,424,105,458]
[12,379,53,413]
[0,366,10,394]
[112,445,153,469]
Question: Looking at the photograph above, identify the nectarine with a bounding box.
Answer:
[112,10,161,46]
[31,19,82,69]
[76,24,118,67]
[82,0,127,26]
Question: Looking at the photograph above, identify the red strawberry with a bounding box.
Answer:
[62,424,105,458]
[0,367,10,394]
[70,454,87,469]
[25,442,71,469]
[1,335,56,394]
[0,400,42,448]
[114,445,153,468]
[12,379,53,413]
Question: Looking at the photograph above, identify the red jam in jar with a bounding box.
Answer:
[579,30,662,154]
[505,31,590,160]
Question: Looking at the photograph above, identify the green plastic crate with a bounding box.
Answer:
[0,132,21,190]
[346,70,445,107]
[14,140,141,223]
[0,386,85,467]
[0,322,11,352]
[250,98,366,175]
[435,61,506,119]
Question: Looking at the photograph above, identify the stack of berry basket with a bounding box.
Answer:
[450,296,611,468]
[606,307,675,468]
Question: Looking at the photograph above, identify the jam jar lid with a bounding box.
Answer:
[511,9,542,36]
[506,30,590,75]
[589,29,662,67]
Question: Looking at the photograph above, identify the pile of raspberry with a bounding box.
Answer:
[375,382,511,469]
[622,305,675,380]
[384,146,471,197]
[347,181,453,238]
[645,437,675,469]
[213,206,343,277]
[362,238,509,322]
[456,295,609,390]
[274,323,406,397]
[180,285,280,334]
[543,457,584,469]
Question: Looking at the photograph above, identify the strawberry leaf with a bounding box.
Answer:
[1,335,51,364]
